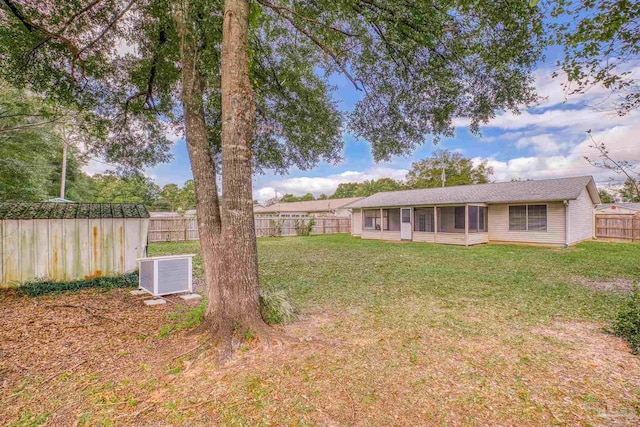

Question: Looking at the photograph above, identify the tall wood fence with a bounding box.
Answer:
[595,214,640,242]
[148,216,351,242]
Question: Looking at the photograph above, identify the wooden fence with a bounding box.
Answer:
[595,214,640,242]
[148,216,351,242]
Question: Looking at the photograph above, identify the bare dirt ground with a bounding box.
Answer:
[1,287,639,427]
[572,276,638,293]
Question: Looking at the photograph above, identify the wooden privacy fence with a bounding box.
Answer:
[595,214,640,242]
[148,216,351,242]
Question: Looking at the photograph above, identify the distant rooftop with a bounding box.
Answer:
[346,176,599,209]
[254,197,363,214]
[0,203,150,219]
[596,203,640,212]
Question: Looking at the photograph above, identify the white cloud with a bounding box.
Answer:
[83,158,112,176]
[254,166,408,201]
[481,124,640,184]
[514,133,570,155]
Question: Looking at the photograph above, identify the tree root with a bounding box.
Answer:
[191,315,298,364]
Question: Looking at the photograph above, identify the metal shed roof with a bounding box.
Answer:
[346,176,599,209]
[0,203,150,219]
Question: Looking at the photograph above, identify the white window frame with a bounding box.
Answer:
[509,204,548,232]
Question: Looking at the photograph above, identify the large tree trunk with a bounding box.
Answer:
[174,1,224,323]
[211,0,272,350]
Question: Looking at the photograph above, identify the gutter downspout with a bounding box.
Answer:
[563,200,570,248]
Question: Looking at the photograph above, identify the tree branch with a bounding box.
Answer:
[256,0,358,38]
[256,0,363,91]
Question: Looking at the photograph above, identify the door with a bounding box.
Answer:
[401,208,412,240]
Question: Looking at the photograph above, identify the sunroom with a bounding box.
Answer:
[361,204,488,245]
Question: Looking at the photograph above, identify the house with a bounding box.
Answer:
[254,197,363,218]
[595,203,640,215]
[346,176,600,246]
[0,203,149,286]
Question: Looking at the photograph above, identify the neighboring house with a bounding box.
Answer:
[254,197,363,218]
[346,176,600,247]
[149,210,197,218]
[0,203,149,285]
[595,203,640,215]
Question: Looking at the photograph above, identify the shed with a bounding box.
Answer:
[0,203,149,286]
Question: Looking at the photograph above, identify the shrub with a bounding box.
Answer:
[608,286,640,354]
[269,219,284,237]
[19,272,139,297]
[294,217,315,236]
[259,288,295,324]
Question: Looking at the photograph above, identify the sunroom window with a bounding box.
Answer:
[364,210,381,230]
[414,208,434,232]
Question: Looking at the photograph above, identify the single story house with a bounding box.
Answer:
[595,203,640,215]
[346,176,600,246]
[254,197,363,218]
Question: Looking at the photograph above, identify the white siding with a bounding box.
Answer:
[488,202,566,246]
[351,209,362,236]
[361,230,401,241]
[568,188,595,244]
[412,232,435,243]
[467,232,489,245]
[435,233,467,245]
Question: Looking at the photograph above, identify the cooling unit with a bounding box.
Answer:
[137,254,195,297]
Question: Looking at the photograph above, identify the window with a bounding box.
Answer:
[468,206,488,233]
[402,209,411,223]
[414,208,435,232]
[527,205,547,231]
[437,206,465,233]
[364,210,381,230]
[384,209,401,231]
[509,204,547,231]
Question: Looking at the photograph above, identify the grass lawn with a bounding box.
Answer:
[2,234,639,426]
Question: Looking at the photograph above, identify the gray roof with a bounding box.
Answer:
[596,203,640,212]
[0,203,150,219]
[254,197,363,214]
[346,176,598,209]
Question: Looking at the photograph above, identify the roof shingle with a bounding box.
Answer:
[346,176,596,209]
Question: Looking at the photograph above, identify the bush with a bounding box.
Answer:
[19,272,139,297]
[295,218,315,236]
[259,288,295,324]
[269,219,284,237]
[608,286,640,354]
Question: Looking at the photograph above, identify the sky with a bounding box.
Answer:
[84,41,640,203]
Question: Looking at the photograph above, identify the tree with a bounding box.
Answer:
[1,0,545,355]
[92,173,161,205]
[354,178,405,197]
[0,80,94,201]
[299,192,314,201]
[585,133,639,203]
[550,0,640,115]
[331,183,360,199]
[598,189,615,204]
[159,184,182,211]
[406,149,493,189]
[620,180,640,203]
[317,193,328,200]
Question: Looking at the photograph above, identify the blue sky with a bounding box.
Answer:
[86,44,640,202]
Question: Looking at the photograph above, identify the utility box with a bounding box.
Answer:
[137,254,194,297]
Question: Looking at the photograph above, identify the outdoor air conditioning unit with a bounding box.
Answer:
[137,254,195,297]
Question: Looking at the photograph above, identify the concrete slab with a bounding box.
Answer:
[130,289,148,296]
[179,293,202,301]
[144,298,166,306]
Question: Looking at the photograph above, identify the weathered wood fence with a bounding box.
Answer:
[148,216,351,242]
[595,214,640,242]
